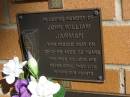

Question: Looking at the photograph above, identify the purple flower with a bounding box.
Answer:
[12,79,31,97]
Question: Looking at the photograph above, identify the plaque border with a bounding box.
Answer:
[17,8,105,83]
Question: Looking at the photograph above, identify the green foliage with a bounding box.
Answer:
[54,85,65,97]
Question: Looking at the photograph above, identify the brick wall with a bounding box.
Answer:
[0,0,130,96]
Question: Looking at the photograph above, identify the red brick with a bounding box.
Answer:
[0,64,3,80]
[122,0,130,20]
[71,69,120,93]
[8,0,115,23]
[8,0,48,23]
[0,0,6,24]
[0,28,22,60]
[0,64,3,71]
[64,0,115,20]
[103,26,130,64]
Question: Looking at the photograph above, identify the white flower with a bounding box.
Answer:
[2,57,27,84]
[28,76,60,97]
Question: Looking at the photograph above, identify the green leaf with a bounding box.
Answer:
[54,85,65,97]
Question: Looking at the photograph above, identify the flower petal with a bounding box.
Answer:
[39,76,47,84]
[30,76,36,82]
[7,60,16,70]
[15,80,21,93]
[28,81,37,95]
[47,95,53,97]
[31,95,39,97]
[2,66,11,75]
[20,87,27,94]
[5,75,15,84]
[21,90,31,97]
[15,69,23,77]
[52,83,60,94]
[21,61,27,67]
[15,79,28,93]
[38,82,60,96]
[2,56,26,84]
[13,57,19,66]
[37,76,60,97]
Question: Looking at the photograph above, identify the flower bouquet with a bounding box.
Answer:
[2,51,65,97]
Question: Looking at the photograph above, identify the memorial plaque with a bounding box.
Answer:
[17,9,104,82]
[65,91,129,97]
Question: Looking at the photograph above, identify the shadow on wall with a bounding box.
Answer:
[0,74,15,96]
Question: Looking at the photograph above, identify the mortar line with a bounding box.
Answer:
[105,64,130,70]
[115,0,122,21]
[119,68,125,94]
[0,24,17,29]
[102,0,130,26]
[103,21,130,26]
[124,70,127,94]
[0,60,8,64]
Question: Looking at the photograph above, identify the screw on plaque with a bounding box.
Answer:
[98,75,103,80]
[48,0,63,9]
[19,15,23,19]
[94,10,99,16]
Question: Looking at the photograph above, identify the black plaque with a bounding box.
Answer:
[65,91,129,97]
[17,9,104,82]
